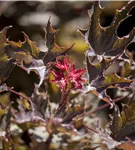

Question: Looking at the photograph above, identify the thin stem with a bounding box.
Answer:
[54,89,70,117]
[7,86,31,102]
[84,92,131,117]
[44,133,53,150]
[91,55,97,63]
[62,109,84,123]
[84,124,98,134]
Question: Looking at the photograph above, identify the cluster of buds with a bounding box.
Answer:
[50,56,86,92]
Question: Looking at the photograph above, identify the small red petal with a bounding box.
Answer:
[72,80,82,89]
[64,56,70,70]
[73,69,86,77]
[51,70,65,81]
[59,78,68,90]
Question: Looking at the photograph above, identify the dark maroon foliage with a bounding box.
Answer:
[0,1,135,150]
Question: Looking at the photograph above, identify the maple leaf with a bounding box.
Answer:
[82,1,135,102]
[80,1,135,56]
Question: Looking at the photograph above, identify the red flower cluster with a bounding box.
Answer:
[51,56,86,92]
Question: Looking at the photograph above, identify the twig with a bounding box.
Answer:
[84,92,131,116]
[44,133,53,150]
[54,90,70,117]
[62,110,83,123]
[84,124,98,134]
[7,86,31,102]
[91,55,97,63]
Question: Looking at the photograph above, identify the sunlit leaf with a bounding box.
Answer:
[26,59,47,86]
[0,26,12,62]
[86,53,118,83]
[22,32,40,57]
[31,85,50,119]
[110,82,135,141]
[44,18,59,51]
[0,107,11,139]
[12,85,50,124]
[8,32,40,57]
[82,1,135,56]
[12,109,44,124]
[116,141,135,150]
[100,73,132,88]
[43,43,75,65]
